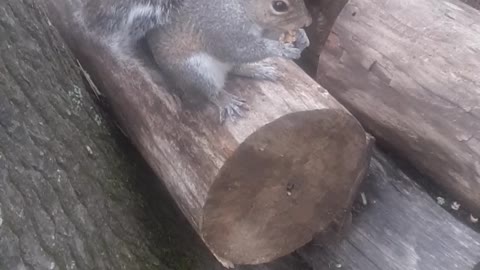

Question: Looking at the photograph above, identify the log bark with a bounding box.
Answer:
[461,0,480,9]
[0,1,201,269]
[315,0,480,216]
[45,0,371,266]
[301,0,349,75]
[304,0,348,53]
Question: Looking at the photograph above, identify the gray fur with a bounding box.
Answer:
[163,0,310,63]
[78,0,181,45]
[151,0,312,123]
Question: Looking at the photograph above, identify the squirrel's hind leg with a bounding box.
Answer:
[179,54,249,123]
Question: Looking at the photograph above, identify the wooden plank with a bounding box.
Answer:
[296,149,480,270]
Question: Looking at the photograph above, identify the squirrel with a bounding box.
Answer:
[78,0,312,123]
[148,0,313,123]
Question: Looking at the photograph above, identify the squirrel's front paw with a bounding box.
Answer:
[295,29,310,51]
[232,62,280,81]
[281,43,302,60]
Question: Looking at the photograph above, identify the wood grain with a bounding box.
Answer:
[316,0,480,216]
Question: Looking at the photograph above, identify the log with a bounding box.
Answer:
[315,0,480,217]
[46,0,371,266]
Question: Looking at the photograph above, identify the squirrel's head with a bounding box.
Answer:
[247,0,312,32]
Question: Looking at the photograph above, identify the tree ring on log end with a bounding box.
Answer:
[201,109,368,265]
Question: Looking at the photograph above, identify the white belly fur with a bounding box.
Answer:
[186,53,232,89]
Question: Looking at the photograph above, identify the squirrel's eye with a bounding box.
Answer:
[272,1,289,13]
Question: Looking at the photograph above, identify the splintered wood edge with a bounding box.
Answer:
[201,108,369,265]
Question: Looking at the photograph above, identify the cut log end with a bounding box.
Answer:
[201,109,368,264]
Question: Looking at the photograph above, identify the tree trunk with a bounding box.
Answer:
[461,0,480,9]
[0,1,202,269]
[301,0,349,75]
[45,0,372,266]
[315,0,480,217]
[305,0,349,53]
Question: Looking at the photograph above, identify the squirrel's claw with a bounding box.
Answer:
[215,92,249,124]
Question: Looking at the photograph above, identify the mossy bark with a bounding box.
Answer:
[0,1,196,269]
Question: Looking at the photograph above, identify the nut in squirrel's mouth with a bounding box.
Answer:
[279,30,299,44]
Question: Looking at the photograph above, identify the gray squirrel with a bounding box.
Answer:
[149,0,312,123]
[79,0,312,123]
